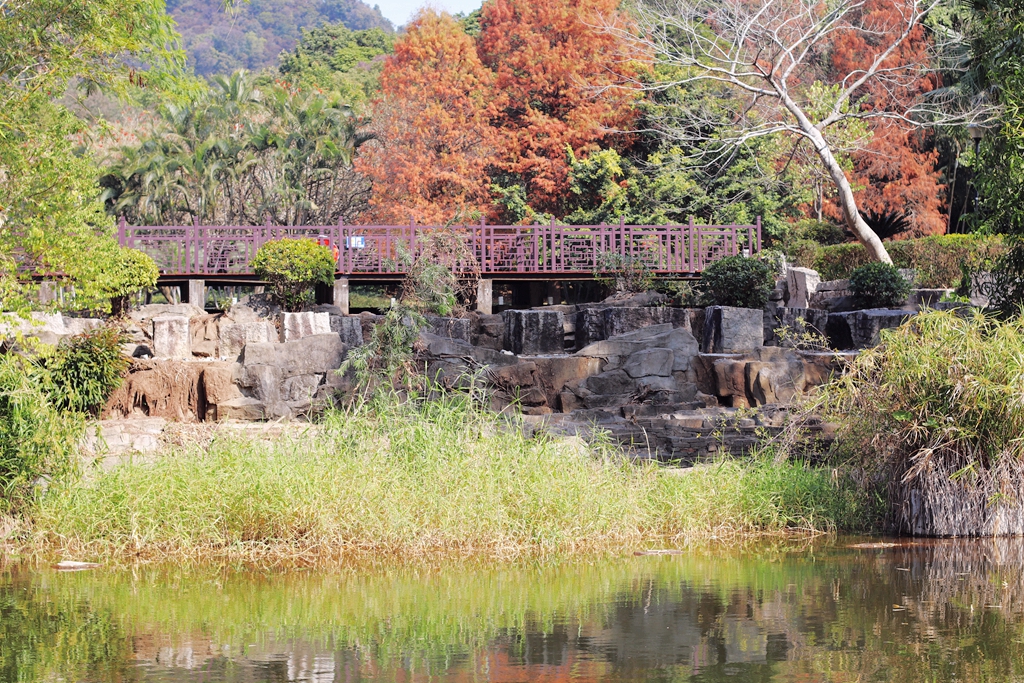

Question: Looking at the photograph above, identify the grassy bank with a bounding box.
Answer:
[16,392,871,564]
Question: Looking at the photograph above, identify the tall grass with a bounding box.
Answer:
[26,391,866,563]
[817,309,1024,534]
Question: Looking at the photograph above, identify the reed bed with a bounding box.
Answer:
[818,309,1024,535]
[22,391,864,564]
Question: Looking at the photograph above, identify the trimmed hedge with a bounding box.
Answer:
[810,234,1004,287]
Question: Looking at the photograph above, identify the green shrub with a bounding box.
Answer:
[101,248,159,317]
[0,355,83,514]
[813,235,1004,287]
[849,262,912,308]
[699,256,775,309]
[41,326,130,415]
[595,252,654,294]
[795,219,846,245]
[252,238,336,312]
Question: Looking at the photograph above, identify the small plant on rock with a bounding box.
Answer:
[849,262,912,309]
[339,303,425,391]
[594,251,654,295]
[699,256,774,309]
[252,238,336,312]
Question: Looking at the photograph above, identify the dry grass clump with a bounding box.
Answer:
[22,391,861,565]
[819,309,1024,535]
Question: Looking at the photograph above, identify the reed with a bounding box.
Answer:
[817,309,1024,535]
[24,390,866,564]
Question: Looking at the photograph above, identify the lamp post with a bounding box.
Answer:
[968,123,986,215]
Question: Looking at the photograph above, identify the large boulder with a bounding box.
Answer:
[425,315,472,342]
[765,307,830,347]
[220,321,278,359]
[575,306,690,348]
[826,309,910,349]
[242,333,347,378]
[329,314,364,347]
[152,316,191,360]
[280,311,331,342]
[503,309,565,355]
[785,267,821,308]
[702,306,764,353]
[0,312,67,346]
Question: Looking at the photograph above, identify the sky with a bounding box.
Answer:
[374,0,482,27]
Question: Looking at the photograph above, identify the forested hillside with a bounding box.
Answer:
[167,0,393,76]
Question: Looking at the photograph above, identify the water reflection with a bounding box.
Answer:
[4,539,1024,682]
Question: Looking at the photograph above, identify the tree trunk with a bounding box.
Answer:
[781,95,893,264]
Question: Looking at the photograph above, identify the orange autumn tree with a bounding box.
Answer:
[477,0,641,218]
[356,11,496,224]
[824,0,946,237]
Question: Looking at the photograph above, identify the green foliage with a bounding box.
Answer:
[698,256,775,309]
[594,252,655,295]
[990,238,1024,314]
[253,238,335,312]
[102,72,372,227]
[278,24,394,103]
[818,311,1024,532]
[394,230,479,317]
[340,304,426,390]
[812,234,1005,287]
[167,0,393,77]
[849,262,912,309]
[40,327,130,416]
[0,356,83,515]
[97,248,160,316]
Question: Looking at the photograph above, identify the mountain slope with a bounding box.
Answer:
[167,0,394,76]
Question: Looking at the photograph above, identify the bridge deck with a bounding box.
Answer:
[118,218,762,279]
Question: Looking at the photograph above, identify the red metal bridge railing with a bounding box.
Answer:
[117,217,762,277]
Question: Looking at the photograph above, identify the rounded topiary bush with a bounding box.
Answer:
[849,261,912,309]
[252,238,336,312]
[103,247,159,317]
[699,256,775,309]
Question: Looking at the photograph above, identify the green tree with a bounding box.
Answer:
[277,24,394,105]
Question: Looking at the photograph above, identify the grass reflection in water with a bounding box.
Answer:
[3,539,1024,682]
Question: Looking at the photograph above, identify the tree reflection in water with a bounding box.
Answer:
[3,539,1024,682]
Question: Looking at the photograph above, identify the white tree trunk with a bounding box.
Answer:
[782,95,893,264]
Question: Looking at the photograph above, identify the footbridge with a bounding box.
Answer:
[117,218,762,312]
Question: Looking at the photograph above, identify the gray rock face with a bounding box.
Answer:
[765,307,830,347]
[623,348,673,378]
[329,314,364,347]
[0,312,67,346]
[280,311,331,342]
[785,267,821,308]
[472,313,504,351]
[702,306,764,353]
[575,306,690,348]
[220,321,277,359]
[152,316,191,360]
[425,316,471,342]
[827,309,910,349]
[503,310,565,355]
[243,333,347,378]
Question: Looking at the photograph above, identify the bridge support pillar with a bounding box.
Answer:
[476,279,493,315]
[186,279,206,309]
[333,277,350,315]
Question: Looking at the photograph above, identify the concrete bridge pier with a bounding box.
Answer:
[334,277,350,315]
[184,280,205,309]
[476,279,492,315]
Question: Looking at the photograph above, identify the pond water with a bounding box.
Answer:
[3,538,1024,682]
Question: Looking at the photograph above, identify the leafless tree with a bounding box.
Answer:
[608,0,992,262]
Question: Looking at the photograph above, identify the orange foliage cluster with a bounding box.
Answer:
[356,0,640,224]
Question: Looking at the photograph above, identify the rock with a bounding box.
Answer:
[220,321,278,359]
[152,316,191,360]
[131,303,205,324]
[63,318,103,336]
[280,311,331,342]
[503,310,565,355]
[217,397,267,421]
[765,307,830,347]
[575,307,690,348]
[623,348,673,378]
[472,313,504,351]
[712,358,751,408]
[598,290,668,307]
[102,359,206,421]
[583,369,637,396]
[329,315,364,347]
[702,306,764,353]
[425,316,472,342]
[282,374,324,403]
[243,334,347,378]
[532,356,604,408]
[226,293,280,323]
[202,363,243,405]
[746,355,807,405]
[827,309,910,349]
[192,340,218,358]
[785,267,821,308]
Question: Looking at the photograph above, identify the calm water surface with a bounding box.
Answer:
[3,538,1024,682]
